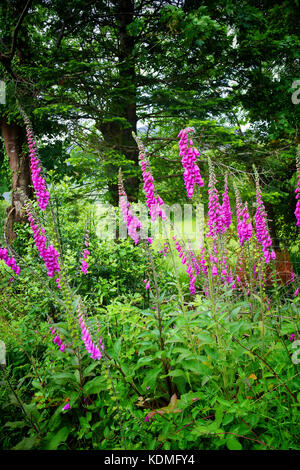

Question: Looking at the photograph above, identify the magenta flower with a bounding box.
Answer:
[56,276,61,289]
[189,250,201,274]
[295,154,300,227]
[62,402,70,411]
[254,174,274,264]
[294,288,299,297]
[212,265,218,277]
[81,249,90,275]
[118,170,142,244]
[289,333,296,342]
[199,247,208,277]
[221,175,232,230]
[132,132,166,222]
[178,127,204,198]
[0,247,21,279]
[235,192,252,246]
[26,125,49,211]
[234,185,252,246]
[219,251,234,288]
[25,206,60,280]
[120,195,142,245]
[162,241,169,256]
[140,158,166,222]
[81,230,90,274]
[77,309,104,361]
[207,159,224,239]
[173,237,197,294]
[50,326,66,352]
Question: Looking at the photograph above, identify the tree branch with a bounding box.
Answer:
[9,0,33,60]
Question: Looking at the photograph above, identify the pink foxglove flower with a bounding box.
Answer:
[56,276,62,289]
[235,187,252,246]
[254,173,274,264]
[207,159,223,239]
[25,205,60,280]
[26,125,49,211]
[50,327,66,352]
[295,153,300,227]
[199,247,208,277]
[81,249,90,275]
[177,127,204,199]
[132,132,166,222]
[118,169,142,244]
[221,175,232,231]
[81,230,90,274]
[219,251,234,288]
[174,237,197,294]
[189,250,201,274]
[77,308,104,361]
[0,247,21,278]
[212,265,218,277]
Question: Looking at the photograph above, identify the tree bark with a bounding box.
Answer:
[0,118,32,243]
[264,200,280,248]
[98,0,139,204]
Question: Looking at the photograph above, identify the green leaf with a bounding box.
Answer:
[134,356,155,370]
[51,372,77,385]
[223,414,234,426]
[142,366,162,389]
[13,436,39,450]
[197,332,215,344]
[84,376,107,394]
[44,426,70,450]
[168,369,186,378]
[83,362,99,377]
[226,436,242,450]
[113,338,122,357]
[215,407,224,426]
[4,420,27,429]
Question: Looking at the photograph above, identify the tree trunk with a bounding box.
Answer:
[264,201,280,248]
[1,118,32,243]
[98,0,139,204]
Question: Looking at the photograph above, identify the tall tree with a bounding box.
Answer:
[0,0,33,242]
[7,0,230,201]
[1,0,299,245]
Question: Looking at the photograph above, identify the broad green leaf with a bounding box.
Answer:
[4,420,27,429]
[142,366,162,389]
[226,436,242,450]
[84,376,107,394]
[44,426,70,450]
[168,369,186,378]
[13,436,39,450]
